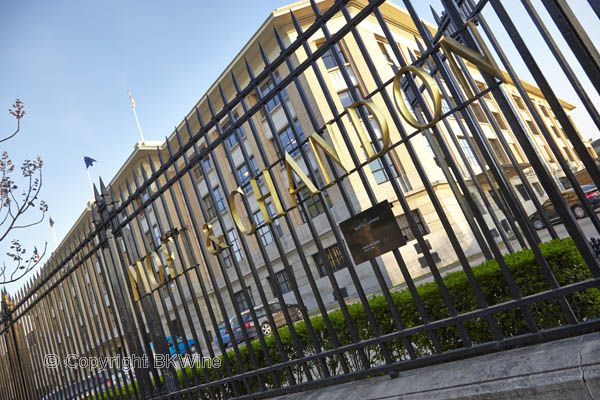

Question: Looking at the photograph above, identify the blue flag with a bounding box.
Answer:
[84,156,97,168]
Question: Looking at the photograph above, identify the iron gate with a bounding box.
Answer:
[2,0,600,398]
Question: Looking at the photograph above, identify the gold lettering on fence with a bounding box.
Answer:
[203,223,228,255]
[346,100,390,161]
[204,36,508,259]
[250,169,285,224]
[128,236,181,302]
[230,187,257,235]
[393,66,442,130]
[285,152,320,207]
[308,122,352,186]
[437,20,506,99]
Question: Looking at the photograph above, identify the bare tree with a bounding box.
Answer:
[0,99,47,285]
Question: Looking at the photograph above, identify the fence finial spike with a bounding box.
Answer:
[430,5,441,25]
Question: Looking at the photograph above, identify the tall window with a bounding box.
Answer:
[515,184,531,201]
[396,209,430,242]
[227,229,243,261]
[321,43,348,69]
[369,154,398,184]
[470,103,488,124]
[491,111,508,130]
[512,94,527,111]
[489,138,509,164]
[525,120,540,136]
[338,90,357,108]
[299,189,331,220]
[203,194,217,220]
[313,244,348,277]
[254,203,282,246]
[234,287,254,312]
[193,158,212,182]
[269,269,292,296]
[532,182,545,196]
[377,41,395,66]
[260,72,288,114]
[214,187,227,214]
[540,105,551,118]
[277,119,306,158]
[222,114,247,150]
[254,210,274,246]
[297,170,332,221]
[559,176,572,190]
[221,249,233,268]
[458,137,478,167]
[237,157,259,192]
[550,125,565,140]
[475,81,493,100]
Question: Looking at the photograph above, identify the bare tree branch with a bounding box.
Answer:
[0,99,47,287]
[1,99,25,144]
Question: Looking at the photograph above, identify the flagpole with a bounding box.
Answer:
[49,217,58,249]
[128,91,145,143]
[50,227,58,249]
[86,165,94,200]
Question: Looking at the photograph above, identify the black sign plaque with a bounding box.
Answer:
[340,200,406,265]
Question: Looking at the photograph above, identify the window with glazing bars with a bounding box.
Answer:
[395,209,430,242]
[313,243,348,277]
[203,194,217,220]
[237,157,260,192]
[369,154,398,184]
[491,111,508,130]
[297,169,332,220]
[458,137,478,167]
[254,210,274,246]
[227,229,243,261]
[277,119,306,158]
[260,72,288,115]
[234,287,254,312]
[269,269,292,296]
[222,114,247,151]
[320,43,348,69]
[213,186,227,214]
[559,176,572,190]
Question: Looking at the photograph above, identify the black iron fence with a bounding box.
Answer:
[2,0,600,398]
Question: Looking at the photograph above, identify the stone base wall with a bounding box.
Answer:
[273,332,600,400]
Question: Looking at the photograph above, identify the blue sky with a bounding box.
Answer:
[1,0,599,294]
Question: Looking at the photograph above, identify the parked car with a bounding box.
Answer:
[529,184,600,230]
[214,318,234,348]
[230,302,304,344]
[150,335,197,356]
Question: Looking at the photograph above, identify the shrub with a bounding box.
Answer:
[91,238,600,398]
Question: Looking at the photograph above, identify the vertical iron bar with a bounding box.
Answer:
[540,0,600,95]
[482,0,600,278]
[228,67,351,374]
[289,8,443,354]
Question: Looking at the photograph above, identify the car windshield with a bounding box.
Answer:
[218,321,226,330]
